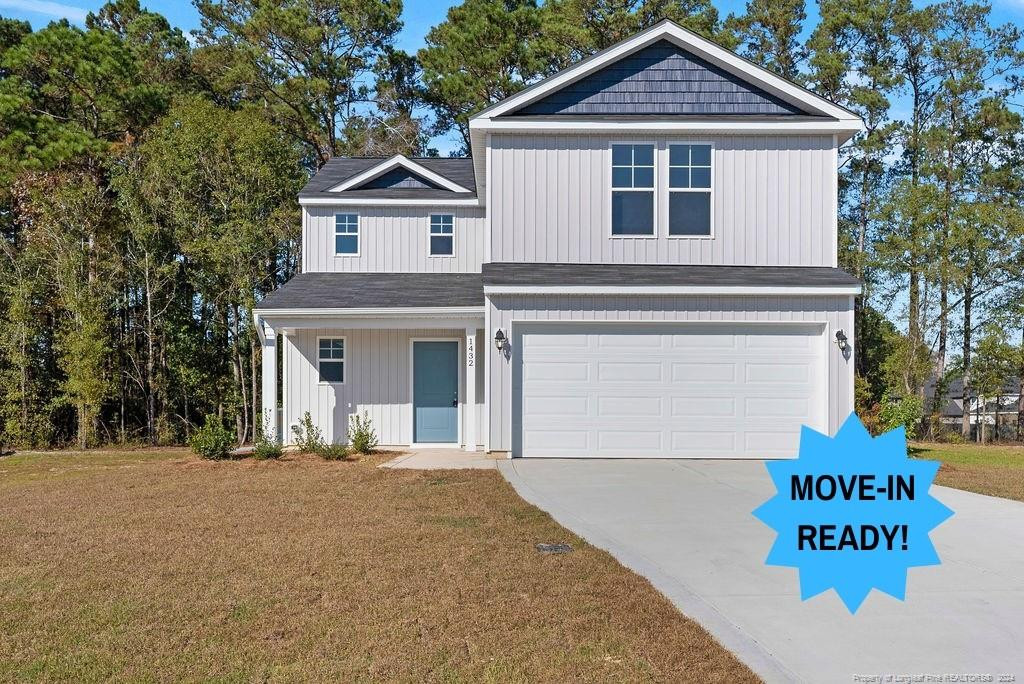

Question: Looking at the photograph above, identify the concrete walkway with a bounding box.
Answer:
[499,458,1024,683]
[380,449,498,470]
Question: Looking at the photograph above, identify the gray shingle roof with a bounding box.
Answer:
[255,272,484,310]
[300,157,477,200]
[481,263,861,287]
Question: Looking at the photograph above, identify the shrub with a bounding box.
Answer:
[318,443,349,461]
[189,414,235,460]
[878,394,925,440]
[291,412,325,453]
[347,412,378,455]
[253,439,283,460]
[252,415,283,460]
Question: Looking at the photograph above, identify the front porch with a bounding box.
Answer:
[256,307,485,452]
[254,272,487,452]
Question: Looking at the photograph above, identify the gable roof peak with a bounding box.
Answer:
[470,20,863,124]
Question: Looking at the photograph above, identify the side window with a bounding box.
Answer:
[335,213,358,255]
[668,144,712,236]
[429,214,454,256]
[318,338,345,383]
[611,143,655,236]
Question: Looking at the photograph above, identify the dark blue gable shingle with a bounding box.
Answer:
[510,40,807,116]
[356,167,442,190]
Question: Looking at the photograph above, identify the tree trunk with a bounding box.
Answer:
[1017,327,1024,441]
[961,282,973,439]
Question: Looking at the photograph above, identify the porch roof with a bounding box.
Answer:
[256,272,484,311]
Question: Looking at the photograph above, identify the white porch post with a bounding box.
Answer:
[260,319,279,443]
[465,327,477,451]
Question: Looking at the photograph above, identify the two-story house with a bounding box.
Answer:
[254,20,863,459]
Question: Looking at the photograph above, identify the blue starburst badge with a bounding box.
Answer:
[753,414,954,613]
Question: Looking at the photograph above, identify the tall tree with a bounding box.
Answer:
[727,0,806,80]
[541,0,732,68]
[806,0,901,381]
[114,97,303,443]
[418,0,548,153]
[194,0,414,168]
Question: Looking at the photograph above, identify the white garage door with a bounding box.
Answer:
[515,323,826,459]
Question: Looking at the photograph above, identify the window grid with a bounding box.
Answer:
[611,143,656,236]
[335,213,358,255]
[429,214,454,256]
[668,144,713,237]
[318,338,345,384]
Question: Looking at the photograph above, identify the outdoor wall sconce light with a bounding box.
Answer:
[835,329,849,352]
[494,329,507,351]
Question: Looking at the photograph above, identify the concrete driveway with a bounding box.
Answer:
[498,459,1024,683]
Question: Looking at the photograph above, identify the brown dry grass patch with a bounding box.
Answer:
[911,441,1024,503]
[0,448,755,683]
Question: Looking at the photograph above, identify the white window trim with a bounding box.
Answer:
[316,335,346,385]
[608,141,658,239]
[666,141,715,240]
[334,212,359,257]
[428,213,456,258]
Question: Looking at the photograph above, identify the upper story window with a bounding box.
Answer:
[429,214,454,256]
[668,144,712,237]
[611,143,655,236]
[335,213,358,255]
[318,337,345,383]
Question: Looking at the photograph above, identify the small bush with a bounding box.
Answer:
[189,414,235,460]
[347,412,378,455]
[878,394,925,440]
[291,412,325,453]
[318,443,349,461]
[253,440,283,460]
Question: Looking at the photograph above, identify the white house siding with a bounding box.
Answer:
[283,328,485,447]
[486,294,854,453]
[489,133,837,267]
[302,205,486,273]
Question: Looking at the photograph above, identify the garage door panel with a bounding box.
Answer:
[598,361,663,381]
[524,396,589,417]
[745,362,811,383]
[671,334,738,350]
[517,323,826,459]
[599,430,662,451]
[671,397,736,417]
[670,431,737,452]
[597,396,664,417]
[671,362,736,382]
[745,397,809,417]
[523,361,590,381]
[597,334,665,348]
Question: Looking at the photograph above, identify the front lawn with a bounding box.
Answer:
[911,442,1024,503]
[0,449,754,682]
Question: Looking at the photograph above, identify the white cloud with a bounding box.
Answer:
[0,0,89,23]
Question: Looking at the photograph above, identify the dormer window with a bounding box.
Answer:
[335,213,358,255]
[668,144,712,237]
[611,143,655,236]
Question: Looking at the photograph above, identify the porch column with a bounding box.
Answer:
[465,327,477,452]
[260,319,279,443]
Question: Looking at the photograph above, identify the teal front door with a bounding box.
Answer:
[413,341,459,443]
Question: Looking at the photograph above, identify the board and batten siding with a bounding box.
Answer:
[302,205,486,273]
[283,328,485,446]
[489,133,838,267]
[486,294,854,453]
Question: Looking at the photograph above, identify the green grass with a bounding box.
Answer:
[910,441,1024,502]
